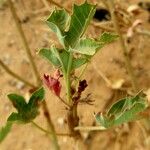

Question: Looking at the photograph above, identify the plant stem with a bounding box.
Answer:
[66,53,73,105]
[0,59,36,88]
[73,63,88,90]
[8,1,60,149]
[58,96,70,108]
[92,61,112,87]
[67,105,81,138]
[107,0,138,93]
[31,121,51,134]
[136,29,150,37]
[91,22,114,32]
[8,0,41,86]
[74,126,106,131]
[42,100,60,150]
[31,121,72,137]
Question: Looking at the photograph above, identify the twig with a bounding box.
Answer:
[92,61,112,87]
[0,59,36,88]
[58,96,71,107]
[74,126,106,131]
[100,0,109,9]
[31,121,72,137]
[41,0,51,10]
[8,1,60,149]
[8,0,41,86]
[107,0,138,93]
[47,0,69,12]
[136,29,150,37]
[42,100,60,150]
[91,22,114,32]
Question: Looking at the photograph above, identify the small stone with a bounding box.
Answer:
[4,103,11,111]
[57,117,64,126]
[127,5,141,15]
[2,54,11,65]
[62,137,67,143]
[8,80,17,87]
[16,81,25,90]
[82,132,89,139]
[7,39,15,47]
[21,58,30,64]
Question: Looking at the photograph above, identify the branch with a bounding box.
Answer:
[8,0,41,86]
[31,121,72,136]
[58,96,71,108]
[74,126,106,131]
[107,0,138,93]
[0,59,36,88]
[136,29,150,37]
[42,100,60,150]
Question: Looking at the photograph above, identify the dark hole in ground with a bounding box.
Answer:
[93,8,111,21]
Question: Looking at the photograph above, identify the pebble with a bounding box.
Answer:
[62,137,67,143]
[7,39,15,47]
[82,132,89,139]
[8,80,25,90]
[8,80,17,87]
[2,54,11,65]
[57,117,65,126]
[16,81,25,90]
[4,103,11,112]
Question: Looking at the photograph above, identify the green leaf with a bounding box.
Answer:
[107,93,146,117]
[107,98,127,116]
[59,50,70,72]
[46,2,96,48]
[114,102,146,126]
[7,87,45,123]
[0,122,12,143]
[98,32,118,44]
[71,38,101,55]
[95,94,148,128]
[39,46,87,71]
[95,113,115,128]
[71,32,118,55]
[65,2,96,48]
[7,94,27,113]
[47,9,70,46]
[72,57,88,69]
[28,87,45,108]
[7,113,22,122]
[39,48,60,67]
[39,47,69,72]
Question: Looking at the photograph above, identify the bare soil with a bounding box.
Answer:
[0,0,150,150]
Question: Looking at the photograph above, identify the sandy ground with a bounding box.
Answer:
[0,0,150,149]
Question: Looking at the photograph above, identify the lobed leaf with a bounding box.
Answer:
[46,1,96,48]
[95,93,148,128]
[39,48,60,67]
[28,87,45,108]
[39,47,88,71]
[7,94,27,113]
[65,2,96,48]
[107,98,128,117]
[7,87,45,123]
[71,38,101,55]
[72,57,88,69]
[114,102,146,126]
[98,32,118,44]
[0,122,12,143]
[7,113,22,122]
[46,9,70,47]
